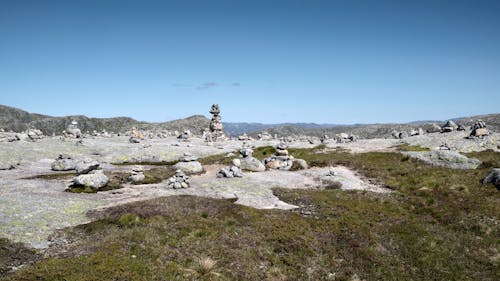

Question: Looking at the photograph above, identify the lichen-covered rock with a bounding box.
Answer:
[75,159,100,174]
[291,159,308,171]
[51,154,76,171]
[240,157,265,172]
[402,151,482,169]
[73,170,109,190]
[172,161,203,175]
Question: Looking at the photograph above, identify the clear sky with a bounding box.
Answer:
[0,0,499,124]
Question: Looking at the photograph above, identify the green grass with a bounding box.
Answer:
[3,148,499,281]
[394,144,431,152]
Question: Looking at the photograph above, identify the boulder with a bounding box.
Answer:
[172,161,203,175]
[240,157,266,172]
[73,170,109,190]
[291,159,308,171]
[402,151,481,170]
[51,155,77,171]
[75,159,100,174]
[398,131,409,139]
[483,168,500,189]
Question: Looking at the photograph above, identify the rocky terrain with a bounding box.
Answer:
[2,104,498,138]
[0,107,499,280]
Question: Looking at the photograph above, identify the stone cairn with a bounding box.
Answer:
[129,166,145,183]
[263,142,308,171]
[129,127,144,143]
[27,128,44,141]
[71,159,108,191]
[64,120,82,138]
[167,169,191,189]
[208,104,225,141]
[470,120,489,138]
[217,159,244,178]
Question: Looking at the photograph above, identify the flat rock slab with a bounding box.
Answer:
[402,151,482,169]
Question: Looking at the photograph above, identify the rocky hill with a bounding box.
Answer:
[0,104,498,138]
[0,105,210,136]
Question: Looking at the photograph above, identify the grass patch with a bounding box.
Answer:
[0,238,39,277]
[395,144,431,152]
[21,172,76,180]
[4,148,500,281]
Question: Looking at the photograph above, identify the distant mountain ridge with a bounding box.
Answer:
[0,104,498,138]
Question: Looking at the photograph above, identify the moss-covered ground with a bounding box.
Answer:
[2,147,499,281]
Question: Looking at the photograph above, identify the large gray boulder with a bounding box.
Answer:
[73,170,109,190]
[172,161,203,175]
[240,157,266,172]
[483,168,500,189]
[75,159,100,174]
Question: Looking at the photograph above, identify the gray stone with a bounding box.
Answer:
[291,159,308,171]
[240,157,266,172]
[75,159,100,174]
[483,168,500,189]
[73,170,109,190]
[51,159,76,171]
[172,161,203,175]
[402,151,482,169]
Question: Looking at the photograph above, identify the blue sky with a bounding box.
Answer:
[0,0,499,124]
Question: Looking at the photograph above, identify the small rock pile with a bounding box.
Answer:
[129,166,145,183]
[217,159,244,178]
[238,133,251,141]
[27,129,44,141]
[172,153,204,174]
[167,169,190,189]
[470,120,489,138]
[129,127,144,143]
[263,143,308,171]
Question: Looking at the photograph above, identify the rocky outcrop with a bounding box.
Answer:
[402,151,481,170]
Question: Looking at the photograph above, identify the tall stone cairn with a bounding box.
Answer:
[209,104,225,140]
